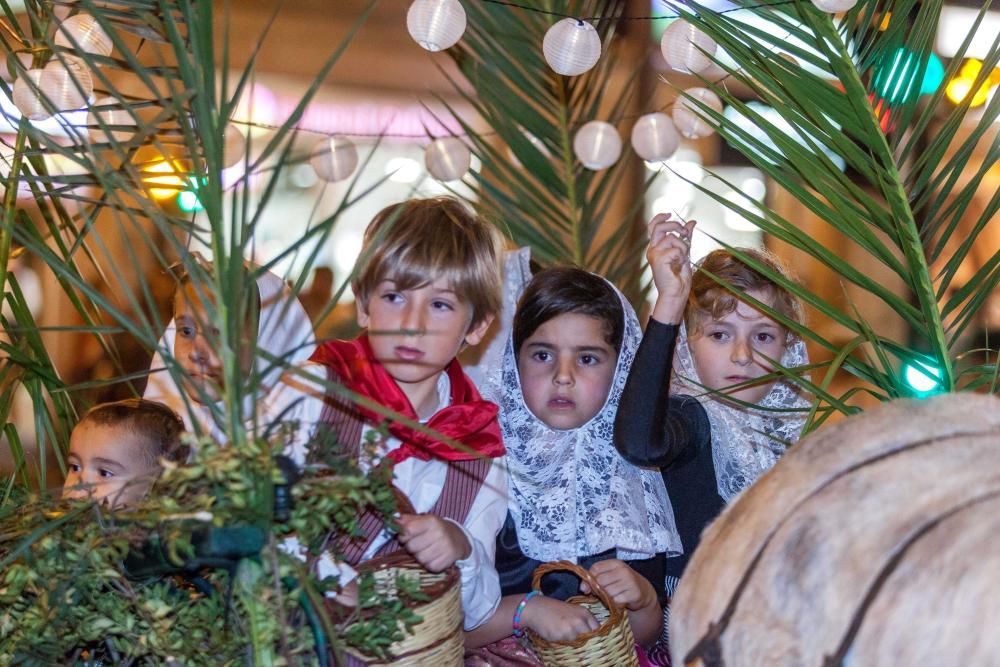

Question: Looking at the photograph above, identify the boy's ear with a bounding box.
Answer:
[464,314,495,347]
[355,299,370,328]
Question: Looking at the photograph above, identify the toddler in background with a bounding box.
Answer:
[63,398,186,508]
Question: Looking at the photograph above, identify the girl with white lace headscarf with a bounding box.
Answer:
[467,267,681,652]
[144,263,315,461]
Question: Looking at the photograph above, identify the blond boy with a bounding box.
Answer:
[282,197,507,630]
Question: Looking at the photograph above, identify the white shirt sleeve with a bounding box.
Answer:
[448,456,507,630]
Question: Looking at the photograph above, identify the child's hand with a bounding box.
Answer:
[646,213,696,325]
[336,579,359,607]
[397,513,471,572]
[520,596,600,642]
[581,559,657,612]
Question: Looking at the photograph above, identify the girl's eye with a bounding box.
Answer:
[98,469,115,479]
[177,326,195,338]
[709,331,728,341]
[431,300,454,312]
[531,351,552,363]
[579,354,600,366]
[755,332,775,344]
[68,463,81,473]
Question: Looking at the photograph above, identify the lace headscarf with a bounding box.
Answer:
[145,268,315,444]
[499,279,683,563]
[671,322,811,502]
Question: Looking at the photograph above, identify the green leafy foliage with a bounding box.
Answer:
[0,436,411,664]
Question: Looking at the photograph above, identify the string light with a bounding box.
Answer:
[407,0,467,52]
[631,112,680,162]
[425,136,471,181]
[543,19,602,76]
[87,96,136,142]
[573,120,622,170]
[810,0,859,12]
[310,136,359,182]
[55,14,113,57]
[672,87,723,139]
[660,19,717,75]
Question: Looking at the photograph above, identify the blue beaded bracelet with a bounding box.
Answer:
[512,591,542,638]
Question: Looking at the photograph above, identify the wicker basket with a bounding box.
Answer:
[527,561,640,667]
[342,491,464,666]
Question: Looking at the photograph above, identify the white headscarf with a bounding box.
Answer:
[499,278,683,563]
[671,322,811,502]
[144,268,315,445]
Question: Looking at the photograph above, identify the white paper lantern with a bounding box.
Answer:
[573,120,621,170]
[425,137,470,181]
[55,14,113,57]
[630,112,680,162]
[223,124,246,168]
[811,0,858,12]
[543,19,601,76]
[310,136,358,182]
[12,57,92,120]
[1,52,33,84]
[407,0,467,52]
[88,96,136,142]
[672,87,723,139]
[12,69,49,120]
[660,19,717,74]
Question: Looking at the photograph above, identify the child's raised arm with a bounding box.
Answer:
[647,213,696,325]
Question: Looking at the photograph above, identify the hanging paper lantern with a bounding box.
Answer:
[573,120,621,170]
[660,19,717,74]
[12,57,92,120]
[630,112,680,162]
[310,136,358,182]
[425,136,470,181]
[223,124,247,168]
[55,14,113,57]
[12,69,49,120]
[88,96,136,142]
[406,0,467,52]
[1,52,33,84]
[543,19,601,76]
[672,87,723,139]
[811,0,858,12]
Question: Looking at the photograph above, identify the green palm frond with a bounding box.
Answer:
[673,0,997,412]
[446,0,652,296]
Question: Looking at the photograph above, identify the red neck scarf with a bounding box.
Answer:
[310,335,504,464]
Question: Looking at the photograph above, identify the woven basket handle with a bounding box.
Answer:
[391,485,417,516]
[531,560,620,613]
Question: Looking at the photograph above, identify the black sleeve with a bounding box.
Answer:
[614,318,712,469]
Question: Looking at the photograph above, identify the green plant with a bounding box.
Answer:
[447,0,998,426]
[0,0,424,662]
[446,0,655,301]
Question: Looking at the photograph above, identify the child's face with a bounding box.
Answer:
[357,277,492,408]
[687,289,787,404]
[517,312,617,430]
[173,282,255,404]
[63,422,159,508]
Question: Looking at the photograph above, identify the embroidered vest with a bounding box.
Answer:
[318,366,491,565]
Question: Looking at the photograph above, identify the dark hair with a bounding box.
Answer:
[353,197,504,328]
[80,399,187,466]
[686,248,804,342]
[513,267,624,354]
